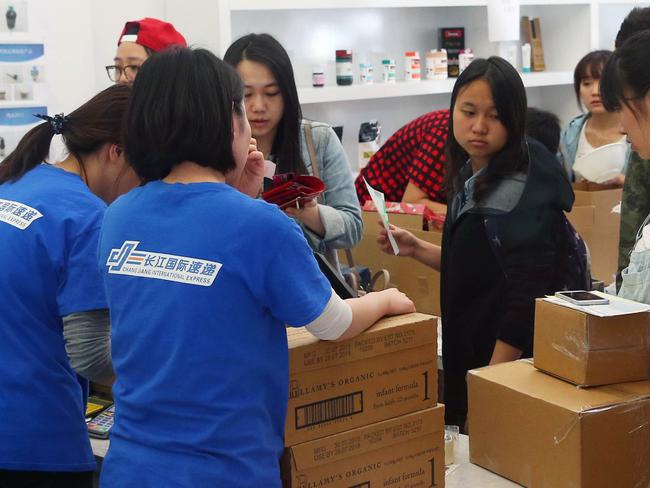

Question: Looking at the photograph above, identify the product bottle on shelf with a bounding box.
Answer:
[381,59,396,84]
[404,51,421,81]
[458,49,474,74]
[335,50,353,86]
[312,66,325,87]
[425,49,448,80]
[6,6,16,30]
[360,62,374,84]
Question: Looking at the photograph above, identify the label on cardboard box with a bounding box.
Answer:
[283,405,445,488]
[285,314,438,446]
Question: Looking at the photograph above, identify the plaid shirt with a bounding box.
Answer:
[356,109,449,204]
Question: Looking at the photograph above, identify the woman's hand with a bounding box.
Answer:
[377,223,418,258]
[285,198,326,237]
[235,138,265,198]
[376,288,416,316]
[377,221,442,270]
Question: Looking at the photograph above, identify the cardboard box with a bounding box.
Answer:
[345,210,442,315]
[286,313,437,446]
[521,16,545,71]
[468,360,650,488]
[282,405,445,488]
[567,187,622,283]
[534,298,650,386]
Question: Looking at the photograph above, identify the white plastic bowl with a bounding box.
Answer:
[573,141,628,183]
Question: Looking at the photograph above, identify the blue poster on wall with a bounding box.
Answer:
[0,2,45,160]
[0,106,46,126]
[0,43,43,62]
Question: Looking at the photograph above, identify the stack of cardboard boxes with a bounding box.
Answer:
[467,295,650,487]
[567,185,622,284]
[281,313,446,487]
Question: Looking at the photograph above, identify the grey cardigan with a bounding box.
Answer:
[298,120,363,272]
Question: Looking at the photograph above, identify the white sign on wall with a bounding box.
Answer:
[488,0,520,42]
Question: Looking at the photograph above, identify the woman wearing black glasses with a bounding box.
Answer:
[105,17,186,85]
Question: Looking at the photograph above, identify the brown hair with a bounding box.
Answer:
[573,50,612,111]
[0,84,130,184]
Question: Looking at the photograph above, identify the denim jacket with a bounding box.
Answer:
[299,120,363,271]
[559,113,631,180]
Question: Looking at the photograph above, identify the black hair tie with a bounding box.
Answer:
[33,113,70,135]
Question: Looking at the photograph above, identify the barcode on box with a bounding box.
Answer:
[295,391,363,429]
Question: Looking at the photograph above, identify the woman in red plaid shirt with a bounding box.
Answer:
[356,109,449,214]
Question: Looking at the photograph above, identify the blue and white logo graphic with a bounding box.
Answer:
[106,241,221,286]
[0,198,42,230]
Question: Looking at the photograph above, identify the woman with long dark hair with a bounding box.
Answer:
[601,31,650,302]
[378,57,573,430]
[98,47,413,487]
[0,84,138,487]
[224,34,362,272]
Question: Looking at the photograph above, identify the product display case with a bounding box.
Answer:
[166,0,648,168]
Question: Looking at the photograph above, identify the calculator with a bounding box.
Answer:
[87,404,115,439]
[85,396,113,420]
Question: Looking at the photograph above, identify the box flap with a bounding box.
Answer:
[287,313,436,373]
[573,187,622,206]
[469,360,650,413]
[288,405,444,471]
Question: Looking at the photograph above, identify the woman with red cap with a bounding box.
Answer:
[106,17,187,85]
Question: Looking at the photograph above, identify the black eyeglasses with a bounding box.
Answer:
[105,64,140,82]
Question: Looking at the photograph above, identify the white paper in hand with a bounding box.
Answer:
[263,160,277,179]
[364,178,399,255]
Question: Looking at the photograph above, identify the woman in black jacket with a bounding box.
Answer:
[378,57,574,430]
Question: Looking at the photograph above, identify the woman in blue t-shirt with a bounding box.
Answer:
[0,85,138,488]
[98,47,414,488]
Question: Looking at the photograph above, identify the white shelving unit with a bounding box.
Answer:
[166,0,648,169]
[298,71,573,105]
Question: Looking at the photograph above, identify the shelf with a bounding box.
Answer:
[298,71,573,104]
[520,0,590,4]
[230,0,488,10]
[230,0,595,9]
[597,0,650,4]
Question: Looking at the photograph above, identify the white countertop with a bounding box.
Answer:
[446,434,520,487]
[92,433,518,486]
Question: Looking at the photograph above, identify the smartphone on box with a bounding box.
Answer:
[555,290,609,306]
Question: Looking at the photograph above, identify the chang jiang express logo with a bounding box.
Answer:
[106,241,222,286]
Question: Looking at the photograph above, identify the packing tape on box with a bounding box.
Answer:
[553,396,650,446]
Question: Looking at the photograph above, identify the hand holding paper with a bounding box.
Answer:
[364,178,399,255]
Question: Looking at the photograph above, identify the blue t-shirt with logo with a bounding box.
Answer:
[98,181,332,487]
[0,164,105,471]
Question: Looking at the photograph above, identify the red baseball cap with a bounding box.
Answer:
[118,18,187,52]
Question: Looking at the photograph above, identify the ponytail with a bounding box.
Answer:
[0,121,56,184]
[0,84,131,185]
